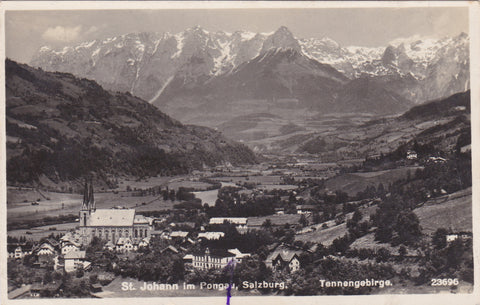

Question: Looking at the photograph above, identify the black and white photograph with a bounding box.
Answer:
[1,1,478,303]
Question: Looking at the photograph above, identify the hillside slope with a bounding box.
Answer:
[6,59,257,186]
[258,90,470,157]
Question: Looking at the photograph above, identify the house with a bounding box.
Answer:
[34,242,58,266]
[46,238,60,249]
[183,254,194,267]
[150,230,163,238]
[116,237,135,252]
[60,232,81,247]
[104,240,116,251]
[227,248,250,262]
[197,232,225,240]
[427,156,447,163]
[169,231,189,241]
[7,244,32,259]
[137,237,150,248]
[296,205,317,214]
[266,245,303,273]
[36,243,57,256]
[275,208,285,215]
[446,232,472,243]
[14,246,25,259]
[406,150,418,160]
[209,217,248,229]
[185,248,250,270]
[64,250,87,273]
[61,240,80,255]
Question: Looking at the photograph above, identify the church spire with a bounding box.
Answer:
[81,179,89,210]
[81,178,95,211]
[89,179,95,211]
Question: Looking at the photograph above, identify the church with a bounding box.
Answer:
[78,182,153,246]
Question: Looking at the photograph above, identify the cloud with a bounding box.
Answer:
[41,25,85,42]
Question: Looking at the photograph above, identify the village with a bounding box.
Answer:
[7,146,474,298]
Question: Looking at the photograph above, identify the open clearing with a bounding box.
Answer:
[295,222,347,246]
[349,233,419,256]
[415,187,472,234]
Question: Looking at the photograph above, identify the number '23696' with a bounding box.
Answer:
[431,278,459,286]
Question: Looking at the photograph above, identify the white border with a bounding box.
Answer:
[0,2,479,305]
[0,1,474,9]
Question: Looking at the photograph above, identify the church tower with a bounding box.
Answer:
[80,180,92,227]
[80,179,95,245]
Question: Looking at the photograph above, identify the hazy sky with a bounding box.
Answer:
[6,7,469,64]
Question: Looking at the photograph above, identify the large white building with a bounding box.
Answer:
[78,182,153,246]
[184,248,250,270]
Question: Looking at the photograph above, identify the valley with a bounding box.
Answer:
[5,22,473,298]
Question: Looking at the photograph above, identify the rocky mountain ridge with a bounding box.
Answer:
[31,26,469,108]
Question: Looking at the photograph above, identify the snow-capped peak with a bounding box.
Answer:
[261,26,301,53]
[30,27,469,106]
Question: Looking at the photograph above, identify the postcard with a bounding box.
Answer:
[1,1,479,305]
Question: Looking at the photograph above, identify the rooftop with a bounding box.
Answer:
[267,245,303,263]
[89,209,136,227]
[209,217,247,225]
[170,231,189,238]
[198,232,225,240]
[64,250,86,259]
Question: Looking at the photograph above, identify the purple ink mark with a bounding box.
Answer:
[226,259,235,305]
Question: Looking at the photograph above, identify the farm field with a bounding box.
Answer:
[8,222,78,241]
[117,175,215,191]
[7,189,83,223]
[7,189,175,225]
[211,175,283,186]
[415,187,472,234]
[325,166,423,196]
[257,184,297,191]
[248,214,304,227]
[116,176,179,191]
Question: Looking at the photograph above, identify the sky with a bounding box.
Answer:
[5,7,469,64]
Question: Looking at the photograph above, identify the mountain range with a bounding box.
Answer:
[30,26,469,144]
[6,59,256,186]
[32,26,468,102]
